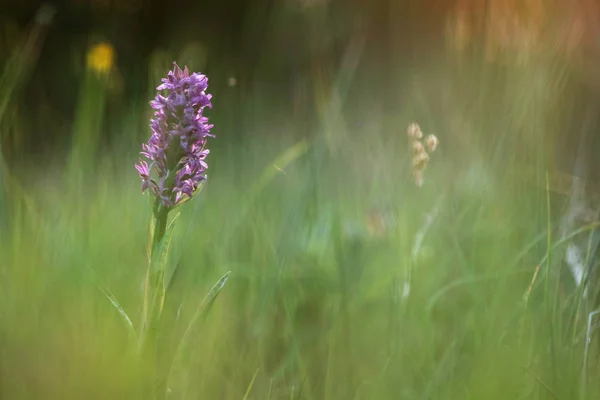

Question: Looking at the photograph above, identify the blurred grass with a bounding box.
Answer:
[0,101,592,399]
[1,3,600,400]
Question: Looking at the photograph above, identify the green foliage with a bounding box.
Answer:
[0,123,596,398]
[2,7,600,399]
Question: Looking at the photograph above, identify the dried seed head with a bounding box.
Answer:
[426,134,439,152]
[408,122,440,188]
[408,123,422,140]
[412,140,426,155]
[413,151,429,170]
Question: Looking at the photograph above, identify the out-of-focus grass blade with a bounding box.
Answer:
[87,266,137,341]
[67,70,110,187]
[166,271,231,398]
[222,139,310,248]
[102,288,136,333]
[98,283,137,340]
[242,368,260,400]
[0,5,54,123]
[0,151,9,230]
[0,5,54,229]
[248,138,310,200]
[320,30,365,153]
[537,221,600,268]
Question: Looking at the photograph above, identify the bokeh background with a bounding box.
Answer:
[4,0,600,174]
[2,0,600,399]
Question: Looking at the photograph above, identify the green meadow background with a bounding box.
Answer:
[1,1,600,399]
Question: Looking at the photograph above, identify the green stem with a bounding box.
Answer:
[139,202,170,399]
[151,204,170,258]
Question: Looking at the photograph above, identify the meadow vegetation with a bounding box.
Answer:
[1,2,600,399]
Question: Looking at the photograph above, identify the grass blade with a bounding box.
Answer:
[87,266,136,341]
[242,368,260,400]
[166,271,231,397]
[98,284,137,340]
[249,139,310,200]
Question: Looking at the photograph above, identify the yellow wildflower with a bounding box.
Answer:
[86,42,114,74]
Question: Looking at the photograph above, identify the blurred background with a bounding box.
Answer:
[2,0,600,174]
[2,0,600,398]
[0,0,366,152]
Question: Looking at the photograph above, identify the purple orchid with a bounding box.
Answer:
[136,62,214,208]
